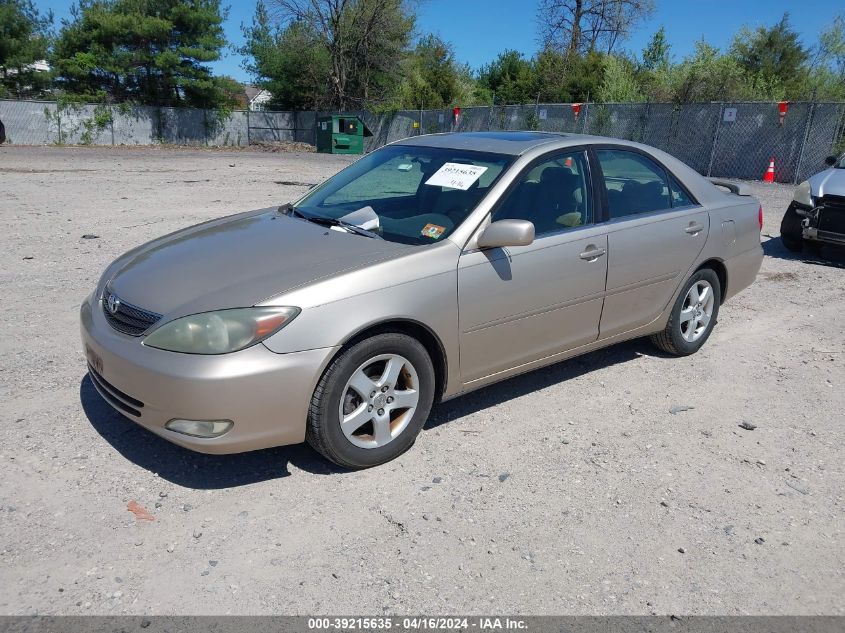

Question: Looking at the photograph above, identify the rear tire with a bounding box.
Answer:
[780,206,804,253]
[651,268,721,356]
[306,333,435,469]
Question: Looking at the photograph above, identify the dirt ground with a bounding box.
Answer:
[1,145,843,616]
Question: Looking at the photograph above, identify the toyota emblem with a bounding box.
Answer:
[107,293,121,314]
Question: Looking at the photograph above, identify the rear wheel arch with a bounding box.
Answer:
[696,258,727,304]
[336,319,448,402]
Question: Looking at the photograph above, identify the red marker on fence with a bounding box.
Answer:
[572,103,582,122]
[778,101,789,126]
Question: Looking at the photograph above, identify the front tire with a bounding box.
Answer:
[780,205,804,252]
[650,268,721,356]
[306,333,435,469]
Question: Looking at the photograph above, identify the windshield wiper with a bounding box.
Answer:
[328,217,383,240]
[278,203,382,239]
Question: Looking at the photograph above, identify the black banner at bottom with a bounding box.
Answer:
[0,616,842,633]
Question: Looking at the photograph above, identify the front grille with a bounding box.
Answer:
[102,287,162,336]
[818,212,845,235]
[818,196,845,235]
[88,364,145,417]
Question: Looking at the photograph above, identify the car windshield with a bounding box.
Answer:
[293,145,513,245]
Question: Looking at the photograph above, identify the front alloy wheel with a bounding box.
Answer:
[340,354,420,449]
[307,332,435,469]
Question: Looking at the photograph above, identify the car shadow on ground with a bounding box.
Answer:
[425,337,656,430]
[81,337,659,489]
[80,375,342,488]
[762,235,845,267]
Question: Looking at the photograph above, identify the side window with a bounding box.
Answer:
[669,174,695,207]
[492,150,592,237]
[596,149,672,219]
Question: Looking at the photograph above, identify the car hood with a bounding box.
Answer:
[107,208,411,317]
[809,168,845,198]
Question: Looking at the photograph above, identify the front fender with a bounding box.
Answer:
[261,269,461,396]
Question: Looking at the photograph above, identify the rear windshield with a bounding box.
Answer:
[295,145,512,245]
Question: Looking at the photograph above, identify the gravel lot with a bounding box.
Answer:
[1,145,843,616]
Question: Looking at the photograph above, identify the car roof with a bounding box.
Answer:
[394,131,732,207]
[394,131,593,155]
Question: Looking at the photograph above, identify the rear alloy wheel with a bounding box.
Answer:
[306,333,435,468]
[651,268,721,356]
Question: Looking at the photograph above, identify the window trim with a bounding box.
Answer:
[486,145,600,241]
[589,144,700,224]
[666,173,697,209]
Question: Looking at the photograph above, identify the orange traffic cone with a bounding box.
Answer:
[763,157,775,183]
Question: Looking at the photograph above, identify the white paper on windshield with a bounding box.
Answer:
[424,163,488,190]
[337,205,379,230]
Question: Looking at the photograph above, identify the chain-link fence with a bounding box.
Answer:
[2,99,844,183]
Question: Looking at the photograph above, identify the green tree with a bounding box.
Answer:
[533,48,571,102]
[597,54,643,102]
[730,13,808,97]
[816,15,845,76]
[0,0,53,98]
[396,35,471,109]
[266,0,414,109]
[803,15,845,99]
[641,26,670,71]
[665,40,781,103]
[477,50,537,104]
[478,48,605,105]
[241,1,331,109]
[564,50,606,101]
[52,0,233,108]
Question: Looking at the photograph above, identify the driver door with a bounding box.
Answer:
[457,149,608,384]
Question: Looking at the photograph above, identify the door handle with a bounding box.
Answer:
[685,224,704,235]
[579,246,606,260]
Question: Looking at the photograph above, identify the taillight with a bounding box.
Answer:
[758,205,763,232]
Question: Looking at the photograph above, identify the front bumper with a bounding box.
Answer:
[794,200,845,246]
[80,297,338,454]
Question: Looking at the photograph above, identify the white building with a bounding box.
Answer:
[244,85,272,111]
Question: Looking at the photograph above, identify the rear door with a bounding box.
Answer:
[593,147,709,339]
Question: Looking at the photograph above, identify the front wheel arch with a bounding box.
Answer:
[336,319,448,403]
[306,331,437,468]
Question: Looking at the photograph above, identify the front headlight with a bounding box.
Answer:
[143,306,299,354]
[793,181,813,207]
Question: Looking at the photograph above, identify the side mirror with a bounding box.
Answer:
[477,219,535,249]
[824,155,837,166]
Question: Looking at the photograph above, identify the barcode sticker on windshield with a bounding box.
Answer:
[425,163,488,190]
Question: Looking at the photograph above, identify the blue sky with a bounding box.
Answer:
[37,0,834,82]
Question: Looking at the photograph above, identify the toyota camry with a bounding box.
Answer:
[81,132,763,468]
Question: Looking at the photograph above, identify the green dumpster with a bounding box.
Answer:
[316,115,372,154]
